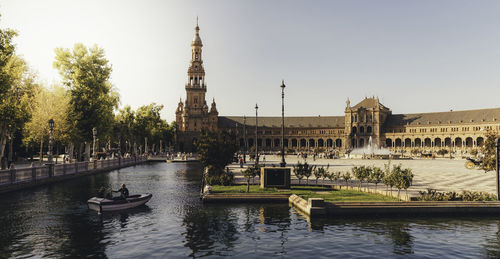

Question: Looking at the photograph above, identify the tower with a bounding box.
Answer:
[344,97,390,150]
[176,20,218,152]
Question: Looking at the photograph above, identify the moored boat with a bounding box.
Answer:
[87,193,152,213]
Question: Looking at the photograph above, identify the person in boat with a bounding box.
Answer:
[113,184,129,199]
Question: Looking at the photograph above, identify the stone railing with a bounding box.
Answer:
[0,157,146,187]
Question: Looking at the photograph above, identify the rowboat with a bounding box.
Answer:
[87,193,152,213]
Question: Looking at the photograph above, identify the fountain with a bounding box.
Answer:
[349,136,393,159]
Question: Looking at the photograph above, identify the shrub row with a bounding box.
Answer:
[417,189,497,201]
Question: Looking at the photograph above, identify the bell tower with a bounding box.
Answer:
[175,19,218,152]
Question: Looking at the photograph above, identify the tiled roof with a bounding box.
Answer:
[385,108,500,127]
[352,97,388,110]
[218,116,345,128]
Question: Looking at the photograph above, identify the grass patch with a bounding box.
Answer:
[210,185,397,202]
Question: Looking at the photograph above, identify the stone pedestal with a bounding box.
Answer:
[260,167,291,189]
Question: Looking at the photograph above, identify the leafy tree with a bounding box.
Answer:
[321,165,330,185]
[383,161,395,195]
[0,25,38,166]
[370,166,385,192]
[352,166,371,190]
[53,43,119,149]
[293,162,305,185]
[196,130,237,174]
[401,168,414,200]
[327,171,335,185]
[481,131,499,172]
[391,164,405,200]
[23,85,72,162]
[313,166,325,185]
[303,162,314,185]
[241,164,260,192]
[132,103,173,154]
[334,171,341,187]
[342,172,351,188]
[115,105,135,153]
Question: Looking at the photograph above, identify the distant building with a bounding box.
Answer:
[176,23,500,155]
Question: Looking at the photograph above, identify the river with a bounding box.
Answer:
[1,162,500,258]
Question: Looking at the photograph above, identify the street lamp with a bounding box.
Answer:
[48,119,54,164]
[243,115,247,163]
[496,138,500,201]
[255,103,259,165]
[280,80,286,167]
[92,127,97,160]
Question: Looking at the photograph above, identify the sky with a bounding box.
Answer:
[2,0,500,122]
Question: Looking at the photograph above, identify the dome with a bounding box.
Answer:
[191,26,203,46]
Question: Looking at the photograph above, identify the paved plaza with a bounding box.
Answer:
[230,155,497,197]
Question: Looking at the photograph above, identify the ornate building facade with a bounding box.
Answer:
[219,98,500,156]
[176,23,500,155]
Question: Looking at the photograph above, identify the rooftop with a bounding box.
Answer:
[385,107,500,127]
[218,116,345,128]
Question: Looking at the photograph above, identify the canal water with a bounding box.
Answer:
[1,162,500,258]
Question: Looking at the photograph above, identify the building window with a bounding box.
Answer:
[194,97,198,104]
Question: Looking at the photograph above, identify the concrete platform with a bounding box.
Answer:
[202,193,290,203]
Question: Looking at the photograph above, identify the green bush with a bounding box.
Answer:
[206,172,234,186]
[417,189,497,201]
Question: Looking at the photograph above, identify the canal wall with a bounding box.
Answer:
[204,193,500,218]
[202,193,289,203]
[288,194,500,217]
[0,157,147,194]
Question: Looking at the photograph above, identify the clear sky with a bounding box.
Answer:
[2,0,500,122]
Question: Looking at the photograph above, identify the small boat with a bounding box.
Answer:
[87,193,152,213]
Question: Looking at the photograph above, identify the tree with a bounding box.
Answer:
[303,162,314,185]
[53,43,119,149]
[115,105,135,153]
[321,165,330,185]
[401,168,414,200]
[334,171,341,187]
[313,166,326,185]
[352,166,371,191]
[196,130,238,172]
[391,164,404,200]
[342,172,351,188]
[241,165,260,192]
[327,171,335,185]
[481,131,499,172]
[370,166,385,192]
[23,85,72,162]
[293,162,305,185]
[132,103,173,154]
[0,23,38,167]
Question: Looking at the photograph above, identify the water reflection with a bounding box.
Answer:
[304,216,415,255]
[182,206,238,257]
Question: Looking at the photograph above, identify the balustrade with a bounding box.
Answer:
[0,157,145,187]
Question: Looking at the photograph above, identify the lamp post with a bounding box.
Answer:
[496,138,500,201]
[243,115,247,163]
[280,80,286,167]
[92,127,97,160]
[255,103,259,165]
[48,119,54,164]
[235,122,238,148]
[118,133,122,157]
